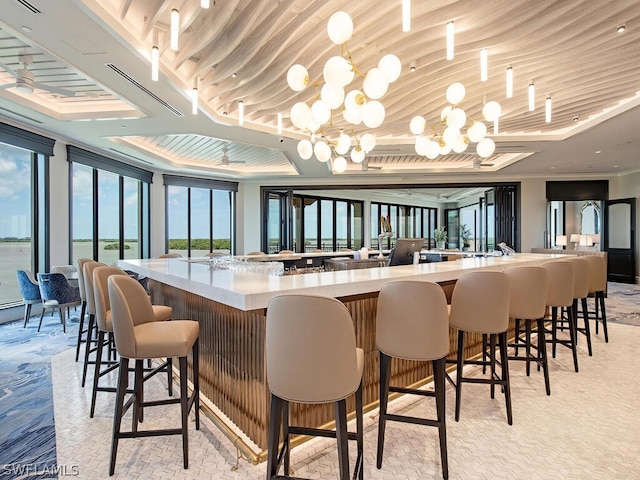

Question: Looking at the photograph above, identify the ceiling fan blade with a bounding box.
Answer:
[0,62,20,79]
[32,82,76,97]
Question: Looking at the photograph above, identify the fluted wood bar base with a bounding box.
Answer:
[124,254,565,462]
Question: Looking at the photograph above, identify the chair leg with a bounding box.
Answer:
[537,318,551,395]
[334,399,350,480]
[525,320,532,376]
[60,307,66,333]
[568,306,579,373]
[376,352,392,469]
[513,319,521,356]
[75,301,87,361]
[599,292,609,342]
[581,297,593,356]
[551,307,558,358]
[81,314,95,387]
[481,334,487,374]
[90,330,105,418]
[192,339,200,430]
[266,394,283,479]
[282,401,290,475]
[433,357,449,480]
[166,356,173,397]
[109,357,129,476]
[132,360,144,430]
[489,334,497,399]
[355,382,364,480]
[23,303,32,328]
[179,356,189,469]
[37,307,46,332]
[454,330,465,422]
[498,332,513,425]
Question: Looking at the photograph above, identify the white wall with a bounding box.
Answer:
[519,178,547,252]
[236,182,261,254]
[609,171,640,283]
[48,141,70,266]
[149,173,165,258]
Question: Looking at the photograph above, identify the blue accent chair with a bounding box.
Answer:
[37,272,81,332]
[16,269,42,328]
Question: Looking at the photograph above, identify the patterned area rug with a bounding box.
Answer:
[606,282,640,327]
[0,310,80,479]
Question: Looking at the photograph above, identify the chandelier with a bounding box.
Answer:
[286,11,401,173]
[409,83,501,160]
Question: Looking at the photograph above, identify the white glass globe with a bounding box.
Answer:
[333,156,347,173]
[342,107,362,125]
[327,11,353,45]
[409,115,426,135]
[336,132,352,155]
[363,67,389,100]
[286,64,308,92]
[362,101,385,128]
[360,133,376,152]
[344,89,365,112]
[467,121,487,143]
[350,146,365,163]
[482,101,502,122]
[297,139,313,159]
[442,127,460,146]
[378,54,402,83]
[452,137,468,153]
[415,135,429,156]
[290,102,312,130]
[320,83,345,110]
[440,105,452,121]
[440,143,452,155]
[323,56,354,88]
[311,100,331,125]
[476,137,496,157]
[446,108,467,130]
[446,82,466,105]
[314,140,332,162]
[426,140,440,159]
[307,120,320,133]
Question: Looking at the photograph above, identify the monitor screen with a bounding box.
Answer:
[388,238,424,266]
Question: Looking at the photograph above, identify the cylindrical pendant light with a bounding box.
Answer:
[402,0,411,32]
[545,96,552,123]
[480,48,488,81]
[151,46,159,81]
[506,67,513,98]
[446,21,454,60]
[528,83,535,111]
[170,9,179,51]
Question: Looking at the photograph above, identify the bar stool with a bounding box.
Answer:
[541,261,579,372]
[76,258,94,362]
[81,261,106,387]
[266,294,364,480]
[566,257,593,356]
[505,266,550,395]
[446,271,512,425]
[583,255,609,343]
[107,275,200,476]
[376,281,449,479]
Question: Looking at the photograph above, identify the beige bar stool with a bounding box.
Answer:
[541,261,579,372]
[566,257,593,356]
[107,275,200,476]
[81,261,106,387]
[75,258,94,362]
[376,281,449,479]
[584,255,609,342]
[91,266,174,418]
[446,271,512,425]
[266,294,364,480]
[505,266,550,395]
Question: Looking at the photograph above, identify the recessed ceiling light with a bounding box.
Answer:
[595,150,602,154]
[613,165,619,168]
[573,116,579,122]
[550,166,555,169]
[617,25,626,33]
[231,72,237,78]
[21,25,32,32]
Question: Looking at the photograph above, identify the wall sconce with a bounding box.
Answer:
[555,235,567,249]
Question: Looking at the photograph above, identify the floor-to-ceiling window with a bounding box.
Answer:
[68,146,152,265]
[371,201,438,249]
[0,123,52,307]
[164,175,236,257]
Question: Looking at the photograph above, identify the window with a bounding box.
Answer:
[68,146,152,265]
[371,201,437,249]
[164,175,236,257]
[0,123,53,308]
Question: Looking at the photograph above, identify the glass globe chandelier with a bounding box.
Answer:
[409,82,502,160]
[286,11,401,172]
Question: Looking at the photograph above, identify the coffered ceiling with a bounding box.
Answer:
[0,0,639,182]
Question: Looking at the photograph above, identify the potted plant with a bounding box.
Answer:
[434,225,447,250]
[460,224,472,251]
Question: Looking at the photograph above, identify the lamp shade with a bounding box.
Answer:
[579,234,593,246]
[555,235,567,246]
[570,234,581,243]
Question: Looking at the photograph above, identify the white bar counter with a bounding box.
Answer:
[119,253,567,312]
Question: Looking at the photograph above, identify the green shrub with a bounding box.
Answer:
[104,243,131,250]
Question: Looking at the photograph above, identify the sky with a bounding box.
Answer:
[0,143,31,239]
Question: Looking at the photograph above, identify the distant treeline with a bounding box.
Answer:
[0,237,31,242]
[168,239,231,250]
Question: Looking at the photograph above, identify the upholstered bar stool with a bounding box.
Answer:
[107,275,200,476]
[376,281,449,479]
[566,257,593,356]
[266,294,364,480]
[81,261,106,387]
[90,266,175,418]
[584,255,609,342]
[76,258,94,361]
[446,271,512,425]
[541,261,579,372]
[505,266,550,395]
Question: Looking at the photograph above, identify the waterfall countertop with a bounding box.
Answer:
[119,253,571,312]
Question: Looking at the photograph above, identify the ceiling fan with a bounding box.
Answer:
[218,146,245,166]
[361,159,382,171]
[0,54,75,96]
[472,158,495,169]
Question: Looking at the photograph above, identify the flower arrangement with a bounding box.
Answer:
[460,224,472,249]
[434,226,447,248]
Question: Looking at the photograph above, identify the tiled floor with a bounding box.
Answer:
[53,314,640,480]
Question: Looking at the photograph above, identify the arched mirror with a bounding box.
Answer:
[580,201,601,235]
